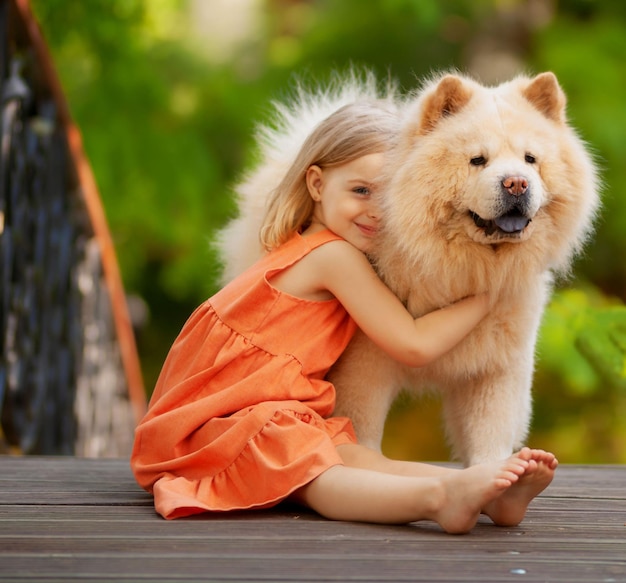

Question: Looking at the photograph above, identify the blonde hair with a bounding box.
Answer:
[259,101,400,251]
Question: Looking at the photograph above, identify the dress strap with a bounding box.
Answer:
[299,229,344,252]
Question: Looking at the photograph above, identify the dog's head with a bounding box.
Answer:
[378,72,599,277]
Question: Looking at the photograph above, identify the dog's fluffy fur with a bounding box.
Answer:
[216,71,600,465]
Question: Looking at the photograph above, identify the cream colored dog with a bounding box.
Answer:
[217,71,600,465]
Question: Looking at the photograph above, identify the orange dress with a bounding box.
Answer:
[131,229,358,519]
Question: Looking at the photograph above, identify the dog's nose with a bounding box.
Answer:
[502,176,528,196]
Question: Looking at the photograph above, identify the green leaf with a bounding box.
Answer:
[576,307,626,390]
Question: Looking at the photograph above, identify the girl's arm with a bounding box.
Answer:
[309,240,490,367]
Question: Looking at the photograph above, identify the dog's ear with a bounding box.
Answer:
[522,72,566,123]
[417,75,473,134]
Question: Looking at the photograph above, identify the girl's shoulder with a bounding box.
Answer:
[303,236,373,279]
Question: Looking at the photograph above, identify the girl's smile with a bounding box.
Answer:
[355,222,378,237]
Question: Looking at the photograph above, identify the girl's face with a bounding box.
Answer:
[306,153,384,253]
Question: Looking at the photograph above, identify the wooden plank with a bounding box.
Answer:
[3,531,626,556]
[1,553,625,582]
[0,456,625,582]
[2,458,624,495]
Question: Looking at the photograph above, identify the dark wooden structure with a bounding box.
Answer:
[0,0,146,457]
[0,456,624,582]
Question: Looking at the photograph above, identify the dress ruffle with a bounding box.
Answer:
[149,407,355,519]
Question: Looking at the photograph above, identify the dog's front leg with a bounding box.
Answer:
[439,366,534,466]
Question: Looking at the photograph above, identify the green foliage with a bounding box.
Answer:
[537,289,601,396]
[576,306,626,392]
[529,289,626,462]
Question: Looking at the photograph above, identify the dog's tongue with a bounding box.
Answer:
[494,215,531,233]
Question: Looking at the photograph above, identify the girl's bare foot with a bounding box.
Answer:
[432,452,530,534]
[483,447,558,527]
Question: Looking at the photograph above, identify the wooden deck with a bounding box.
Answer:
[0,456,624,582]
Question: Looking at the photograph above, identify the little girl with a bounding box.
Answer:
[131,101,557,534]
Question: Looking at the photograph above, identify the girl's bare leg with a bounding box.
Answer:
[335,444,558,526]
[336,443,455,477]
[290,452,530,534]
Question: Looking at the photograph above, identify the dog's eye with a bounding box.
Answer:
[470,156,487,166]
[525,153,536,164]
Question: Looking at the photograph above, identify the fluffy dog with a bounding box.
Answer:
[216,71,600,465]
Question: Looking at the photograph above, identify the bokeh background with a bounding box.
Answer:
[31,0,626,463]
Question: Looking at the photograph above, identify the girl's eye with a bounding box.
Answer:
[353,186,371,196]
